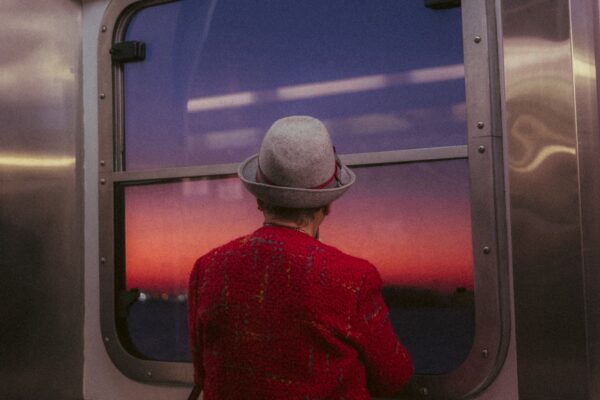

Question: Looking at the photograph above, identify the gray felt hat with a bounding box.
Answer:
[238,116,355,208]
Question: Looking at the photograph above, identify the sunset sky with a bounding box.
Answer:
[125,160,473,295]
[122,1,469,295]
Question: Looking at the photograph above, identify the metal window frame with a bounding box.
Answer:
[98,0,509,397]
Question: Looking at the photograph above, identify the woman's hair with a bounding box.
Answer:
[257,199,328,226]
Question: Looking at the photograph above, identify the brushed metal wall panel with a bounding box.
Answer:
[0,1,83,398]
[571,0,600,398]
[502,0,589,398]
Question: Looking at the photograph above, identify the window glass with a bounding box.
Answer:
[123,160,474,373]
[123,0,465,169]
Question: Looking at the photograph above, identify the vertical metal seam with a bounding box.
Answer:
[569,0,596,395]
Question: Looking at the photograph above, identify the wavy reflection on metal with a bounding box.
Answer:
[509,145,576,174]
[503,0,588,398]
[504,34,576,176]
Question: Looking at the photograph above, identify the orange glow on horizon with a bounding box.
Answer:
[125,162,473,295]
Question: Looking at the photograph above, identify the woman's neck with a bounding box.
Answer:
[263,217,317,238]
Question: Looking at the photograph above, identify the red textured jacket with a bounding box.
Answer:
[188,226,413,399]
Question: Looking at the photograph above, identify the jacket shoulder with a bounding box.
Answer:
[316,241,382,285]
[192,234,252,269]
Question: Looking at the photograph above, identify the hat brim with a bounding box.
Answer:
[238,154,356,208]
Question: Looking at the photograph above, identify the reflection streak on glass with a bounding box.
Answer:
[186,64,465,113]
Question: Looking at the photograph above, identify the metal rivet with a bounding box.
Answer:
[100,178,106,184]
[477,121,485,129]
[483,246,491,254]
[100,257,106,264]
[104,336,110,342]
[474,35,482,43]
[482,349,489,359]
[478,145,486,153]
[100,160,106,166]
[101,25,107,32]
[419,387,429,396]
[99,93,106,100]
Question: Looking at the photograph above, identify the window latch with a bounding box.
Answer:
[424,0,461,9]
[110,41,146,63]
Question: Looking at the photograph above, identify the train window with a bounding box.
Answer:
[99,0,507,396]
[122,161,473,374]
[121,0,465,170]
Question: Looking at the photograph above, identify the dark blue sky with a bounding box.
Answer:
[124,0,465,169]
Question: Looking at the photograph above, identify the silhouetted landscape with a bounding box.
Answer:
[126,287,474,374]
[382,286,475,308]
